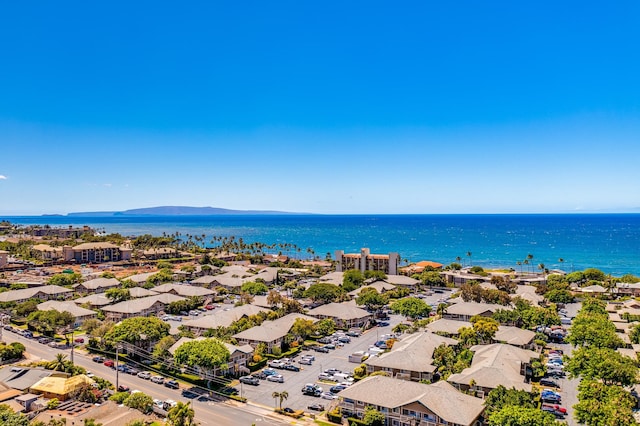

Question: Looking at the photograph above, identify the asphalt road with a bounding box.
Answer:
[2,331,296,426]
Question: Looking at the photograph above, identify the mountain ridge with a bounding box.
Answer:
[65,206,307,217]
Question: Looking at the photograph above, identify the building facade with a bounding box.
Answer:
[335,248,400,275]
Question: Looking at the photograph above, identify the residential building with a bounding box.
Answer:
[30,244,64,262]
[443,301,511,322]
[151,283,215,299]
[365,332,458,382]
[101,293,185,320]
[37,301,97,328]
[426,318,472,336]
[233,313,318,352]
[335,248,400,275]
[142,247,179,260]
[447,343,538,396]
[29,374,95,401]
[73,293,112,308]
[62,242,132,263]
[29,226,92,239]
[399,260,443,275]
[348,281,396,298]
[615,282,640,297]
[493,326,536,349]
[73,277,120,294]
[339,375,485,426]
[0,285,73,304]
[182,304,269,336]
[307,302,373,329]
[381,275,420,290]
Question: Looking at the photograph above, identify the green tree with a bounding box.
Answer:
[14,299,39,317]
[167,401,196,426]
[48,353,69,372]
[48,273,83,286]
[272,391,289,409]
[104,316,170,345]
[105,288,130,303]
[342,269,365,292]
[124,392,154,413]
[419,271,445,288]
[173,338,230,380]
[574,379,639,426]
[565,346,638,386]
[152,335,177,360]
[488,405,560,426]
[364,270,387,281]
[304,283,343,303]
[543,289,574,304]
[27,309,74,336]
[471,316,499,343]
[389,297,431,320]
[362,406,385,426]
[355,289,388,312]
[241,281,269,295]
[290,318,316,341]
[484,385,537,417]
[630,323,640,344]
[314,318,336,336]
[0,403,29,426]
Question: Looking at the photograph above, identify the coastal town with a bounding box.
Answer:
[0,222,639,426]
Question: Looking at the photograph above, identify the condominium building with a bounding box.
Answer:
[335,248,399,275]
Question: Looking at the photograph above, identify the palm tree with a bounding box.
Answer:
[523,259,529,275]
[466,251,472,268]
[538,263,546,284]
[278,391,288,409]
[527,254,534,273]
[49,353,68,372]
[516,261,522,275]
[272,391,280,409]
[167,401,195,426]
[558,258,565,270]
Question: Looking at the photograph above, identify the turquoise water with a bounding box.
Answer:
[4,214,640,276]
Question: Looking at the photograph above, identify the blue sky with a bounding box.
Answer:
[1,2,639,215]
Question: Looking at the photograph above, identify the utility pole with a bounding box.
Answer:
[116,345,122,391]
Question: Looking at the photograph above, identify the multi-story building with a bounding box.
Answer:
[62,242,132,263]
[335,248,399,275]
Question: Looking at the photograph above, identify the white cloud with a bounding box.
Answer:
[0,175,7,180]
[103,183,112,187]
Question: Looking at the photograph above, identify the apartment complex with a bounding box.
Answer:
[335,248,400,275]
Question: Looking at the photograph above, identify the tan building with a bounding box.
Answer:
[233,313,318,352]
[37,301,97,328]
[0,285,73,304]
[73,277,120,294]
[62,242,132,263]
[365,332,458,382]
[335,248,400,275]
[0,250,8,268]
[339,375,485,426]
[101,293,185,320]
[307,302,373,329]
[30,244,64,262]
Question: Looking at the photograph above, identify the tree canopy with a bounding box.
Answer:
[304,283,344,303]
[488,406,560,426]
[355,289,388,311]
[104,316,170,345]
[389,297,431,319]
[173,338,230,375]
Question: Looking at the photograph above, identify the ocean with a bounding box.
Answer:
[3,214,640,276]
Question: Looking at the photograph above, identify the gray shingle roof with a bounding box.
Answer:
[339,375,484,426]
[101,293,185,314]
[365,332,457,372]
[307,303,372,320]
[232,313,318,343]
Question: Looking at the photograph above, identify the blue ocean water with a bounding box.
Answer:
[3,214,640,276]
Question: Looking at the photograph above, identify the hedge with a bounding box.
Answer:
[264,346,301,359]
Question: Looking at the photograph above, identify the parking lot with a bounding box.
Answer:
[238,312,406,411]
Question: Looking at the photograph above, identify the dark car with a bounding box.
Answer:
[541,395,561,403]
[330,385,347,393]
[196,395,214,403]
[92,356,105,363]
[542,406,565,418]
[181,389,199,399]
[117,385,130,392]
[239,376,260,386]
[308,403,325,411]
[220,386,238,396]
[252,371,267,380]
[164,380,180,389]
[314,346,330,353]
[539,378,559,388]
[283,364,300,372]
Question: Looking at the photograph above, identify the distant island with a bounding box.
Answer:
[64,206,306,217]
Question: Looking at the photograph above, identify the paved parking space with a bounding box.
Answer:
[240,313,405,411]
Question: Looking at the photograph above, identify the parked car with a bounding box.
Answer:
[137,371,152,380]
[103,360,114,368]
[542,395,561,403]
[330,385,347,393]
[539,378,559,388]
[298,358,312,365]
[127,367,139,375]
[318,373,334,381]
[163,400,177,410]
[314,346,330,353]
[308,403,325,411]
[542,404,567,414]
[92,356,105,363]
[262,368,278,376]
[325,368,342,375]
[74,337,85,343]
[252,371,267,380]
[239,376,260,386]
[318,337,333,344]
[346,329,361,337]
[320,392,337,400]
[301,354,315,361]
[302,384,322,396]
[117,385,130,392]
[196,395,214,403]
[337,336,351,343]
[181,389,199,399]
[164,380,179,389]
[266,374,284,383]
[268,360,285,368]
[283,364,300,372]
[151,375,165,384]
[542,405,566,418]
[205,304,215,310]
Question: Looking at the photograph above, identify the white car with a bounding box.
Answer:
[266,374,284,383]
[320,392,338,400]
[151,375,165,384]
[318,373,335,381]
[137,371,152,380]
